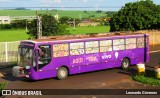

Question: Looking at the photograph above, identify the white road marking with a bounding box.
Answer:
[150,50,160,53]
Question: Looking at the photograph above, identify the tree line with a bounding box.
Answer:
[0,20,26,29]
[0,14,110,39]
[2,0,159,38]
[110,0,160,31]
[27,14,70,39]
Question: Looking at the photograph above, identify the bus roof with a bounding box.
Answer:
[26,32,148,43]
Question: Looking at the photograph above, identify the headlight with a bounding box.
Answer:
[25,66,31,69]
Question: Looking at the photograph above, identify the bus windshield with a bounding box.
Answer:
[18,47,33,67]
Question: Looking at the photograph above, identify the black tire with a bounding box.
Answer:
[121,58,130,70]
[57,67,68,80]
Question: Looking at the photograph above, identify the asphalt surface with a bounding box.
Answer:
[1,45,160,98]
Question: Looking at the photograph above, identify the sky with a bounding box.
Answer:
[0,0,160,11]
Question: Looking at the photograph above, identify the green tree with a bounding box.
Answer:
[110,0,160,32]
[27,14,70,39]
[0,24,12,29]
[105,11,116,17]
[59,16,70,25]
[59,16,80,26]
[96,10,102,13]
[57,24,70,35]
[41,14,58,36]
[11,20,26,29]
[84,10,87,13]
[27,19,37,38]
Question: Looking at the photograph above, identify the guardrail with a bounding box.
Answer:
[0,41,20,66]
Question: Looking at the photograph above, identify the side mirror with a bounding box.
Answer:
[25,66,31,69]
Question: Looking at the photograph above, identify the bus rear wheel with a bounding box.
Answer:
[121,58,130,70]
[57,67,68,80]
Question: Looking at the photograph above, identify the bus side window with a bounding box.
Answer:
[38,45,51,69]
[113,39,125,51]
[85,41,99,54]
[70,42,84,56]
[100,40,112,52]
[53,44,69,57]
[137,37,146,48]
[126,38,136,49]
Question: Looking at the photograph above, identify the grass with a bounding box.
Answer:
[0,82,7,92]
[0,26,110,64]
[0,29,25,64]
[0,10,107,18]
[0,26,110,42]
[132,70,160,86]
[68,26,110,35]
[0,29,29,42]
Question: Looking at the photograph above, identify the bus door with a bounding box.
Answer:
[36,45,52,79]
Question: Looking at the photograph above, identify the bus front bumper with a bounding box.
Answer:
[12,66,29,78]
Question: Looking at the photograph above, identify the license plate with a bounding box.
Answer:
[26,75,29,78]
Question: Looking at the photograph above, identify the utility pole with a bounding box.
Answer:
[37,16,42,39]
[73,19,76,29]
[36,10,42,39]
[69,18,76,29]
[25,19,28,32]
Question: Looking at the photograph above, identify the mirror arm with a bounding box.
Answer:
[36,47,42,56]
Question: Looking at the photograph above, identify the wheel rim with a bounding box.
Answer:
[59,70,66,78]
[123,61,128,68]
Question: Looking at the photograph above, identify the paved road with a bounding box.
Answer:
[1,45,160,98]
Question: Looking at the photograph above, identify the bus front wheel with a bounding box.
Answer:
[57,67,68,80]
[121,58,130,70]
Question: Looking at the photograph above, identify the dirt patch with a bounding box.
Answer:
[0,72,4,77]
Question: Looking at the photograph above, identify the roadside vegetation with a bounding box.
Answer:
[67,26,110,35]
[0,10,115,18]
[0,9,111,40]
[132,70,160,86]
[0,26,110,42]
[0,82,7,92]
[0,29,28,42]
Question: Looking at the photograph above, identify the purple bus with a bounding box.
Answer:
[12,33,149,80]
